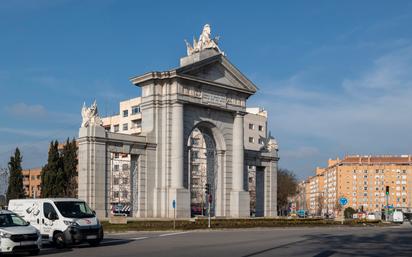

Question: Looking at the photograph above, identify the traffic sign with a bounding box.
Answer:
[172,199,176,209]
[339,197,348,206]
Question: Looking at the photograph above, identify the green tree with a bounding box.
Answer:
[41,139,78,198]
[41,141,61,197]
[277,168,298,216]
[344,207,356,219]
[6,148,26,200]
[62,138,78,197]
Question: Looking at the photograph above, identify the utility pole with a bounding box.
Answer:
[385,186,389,222]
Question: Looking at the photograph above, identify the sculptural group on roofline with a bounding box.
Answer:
[81,100,103,127]
[185,24,222,56]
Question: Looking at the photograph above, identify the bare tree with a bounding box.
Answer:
[277,168,298,216]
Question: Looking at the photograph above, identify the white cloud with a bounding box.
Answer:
[263,43,412,178]
[282,146,320,159]
[6,103,47,118]
[343,45,412,92]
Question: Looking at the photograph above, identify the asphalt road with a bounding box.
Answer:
[32,223,412,257]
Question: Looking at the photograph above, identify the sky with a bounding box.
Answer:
[1,0,412,180]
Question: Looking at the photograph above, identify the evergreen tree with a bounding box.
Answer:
[6,148,25,200]
[62,138,78,197]
[41,141,60,197]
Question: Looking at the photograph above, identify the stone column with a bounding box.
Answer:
[264,161,278,217]
[171,103,184,188]
[232,113,244,191]
[230,112,250,217]
[78,125,107,218]
[168,102,190,218]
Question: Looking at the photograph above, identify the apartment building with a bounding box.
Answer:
[301,155,412,217]
[102,97,270,215]
[22,168,41,198]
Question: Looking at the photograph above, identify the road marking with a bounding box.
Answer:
[159,231,190,237]
[130,237,149,240]
[102,239,130,244]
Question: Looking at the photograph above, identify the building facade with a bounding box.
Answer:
[78,25,279,219]
[22,168,41,198]
[300,155,412,217]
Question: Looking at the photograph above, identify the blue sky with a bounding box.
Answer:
[1,0,412,179]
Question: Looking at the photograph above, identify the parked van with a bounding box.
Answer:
[391,210,404,223]
[8,198,103,247]
[0,210,41,255]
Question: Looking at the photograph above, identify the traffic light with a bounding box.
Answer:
[386,186,390,195]
[205,183,210,195]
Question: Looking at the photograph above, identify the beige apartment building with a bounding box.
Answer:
[102,97,270,215]
[22,168,41,198]
[299,155,412,217]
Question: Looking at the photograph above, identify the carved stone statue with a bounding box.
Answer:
[260,131,279,153]
[81,100,103,127]
[185,24,222,56]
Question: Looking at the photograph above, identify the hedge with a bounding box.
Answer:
[101,218,384,232]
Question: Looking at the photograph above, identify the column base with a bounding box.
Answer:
[230,191,250,218]
[168,188,191,219]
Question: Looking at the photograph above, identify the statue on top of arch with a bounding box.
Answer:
[260,131,279,153]
[81,100,103,128]
[185,24,223,56]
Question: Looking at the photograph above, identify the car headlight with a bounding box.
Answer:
[63,220,79,226]
[0,231,11,238]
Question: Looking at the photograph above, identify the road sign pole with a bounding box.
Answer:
[172,199,176,230]
[208,200,211,228]
[386,195,389,222]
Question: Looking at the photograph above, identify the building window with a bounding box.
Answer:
[258,125,263,131]
[131,119,141,129]
[191,137,200,146]
[249,123,254,130]
[113,191,119,198]
[114,165,119,172]
[123,178,128,184]
[113,178,119,185]
[258,138,264,145]
[114,124,119,132]
[192,165,199,172]
[131,105,140,115]
[114,153,120,158]
[122,164,129,171]
[191,151,199,159]
[123,123,128,131]
[123,191,128,198]
[249,137,254,143]
[123,110,128,117]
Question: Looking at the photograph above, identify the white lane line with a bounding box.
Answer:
[159,231,190,237]
[102,239,130,244]
[130,237,149,240]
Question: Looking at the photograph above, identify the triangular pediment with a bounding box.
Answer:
[176,54,258,95]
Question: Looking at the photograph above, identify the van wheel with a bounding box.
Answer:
[29,249,40,256]
[53,232,66,248]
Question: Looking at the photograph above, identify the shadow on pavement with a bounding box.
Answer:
[242,228,412,257]
[37,238,133,256]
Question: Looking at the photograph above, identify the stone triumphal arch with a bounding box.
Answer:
[78,25,279,219]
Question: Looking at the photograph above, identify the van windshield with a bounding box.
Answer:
[0,213,29,227]
[54,201,95,219]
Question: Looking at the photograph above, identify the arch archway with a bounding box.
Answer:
[185,121,225,217]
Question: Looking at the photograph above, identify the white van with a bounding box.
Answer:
[0,210,41,255]
[392,210,404,223]
[8,198,103,247]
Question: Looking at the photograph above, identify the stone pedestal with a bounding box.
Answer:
[168,188,191,218]
[230,191,250,217]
